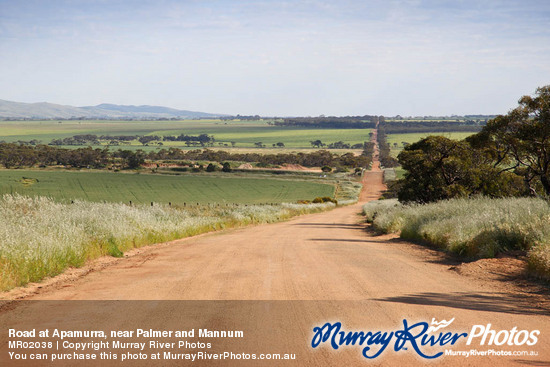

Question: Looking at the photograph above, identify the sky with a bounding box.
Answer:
[0,0,549,116]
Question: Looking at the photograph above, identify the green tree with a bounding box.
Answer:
[397,136,525,203]
[469,86,550,196]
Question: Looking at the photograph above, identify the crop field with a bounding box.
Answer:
[182,147,364,155]
[386,132,475,157]
[0,119,372,150]
[0,170,335,205]
[181,128,371,148]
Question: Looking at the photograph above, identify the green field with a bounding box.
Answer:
[0,119,372,150]
[386,132,475,157]
[0,170,334,204]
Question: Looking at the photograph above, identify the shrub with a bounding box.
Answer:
[312,196,337,204]
[222,162,232,172]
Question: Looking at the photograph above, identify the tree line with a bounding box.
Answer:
[0,144,110,169]
[148,148,372,169]
[0,144,373,170]
[272,116,378,129]
[379,120,484,134]
[49,134,215,146]
[268,116,483,133]
[377,127,399,168]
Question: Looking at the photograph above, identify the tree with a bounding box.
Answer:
[398,137,468,203]
[310,140,325,148]
[276,142,285,148]
[222,162,232,172]
[469,86,550,196]
[206,163,217,172]
[377,128,399,168]
[138,136,158,145]
[397,136,525,203]
[119,150,145,169]
[327,141,350,149]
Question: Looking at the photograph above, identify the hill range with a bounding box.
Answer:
[0,99,224,119]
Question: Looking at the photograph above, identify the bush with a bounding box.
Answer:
[312,196,337,204]
[222,162,232,172]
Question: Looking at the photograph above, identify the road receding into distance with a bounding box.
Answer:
[1,133,549,366]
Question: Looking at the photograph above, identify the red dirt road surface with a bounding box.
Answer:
[1,149,549,366]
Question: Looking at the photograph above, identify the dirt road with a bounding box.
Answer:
[1,145,549,365]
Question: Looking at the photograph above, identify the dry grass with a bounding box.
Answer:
[0,194,334,291]
[363,197,550,281]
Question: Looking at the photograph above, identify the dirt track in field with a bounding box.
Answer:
[1,128,549,366]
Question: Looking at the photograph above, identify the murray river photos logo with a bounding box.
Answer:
[311,318,540,359]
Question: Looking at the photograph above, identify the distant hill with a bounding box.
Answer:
[0,99,224,119]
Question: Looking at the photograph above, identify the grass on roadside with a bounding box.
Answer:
[362,197,550,281]
[0,194,335,291]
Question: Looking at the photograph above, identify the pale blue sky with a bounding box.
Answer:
[1,0,549,116]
